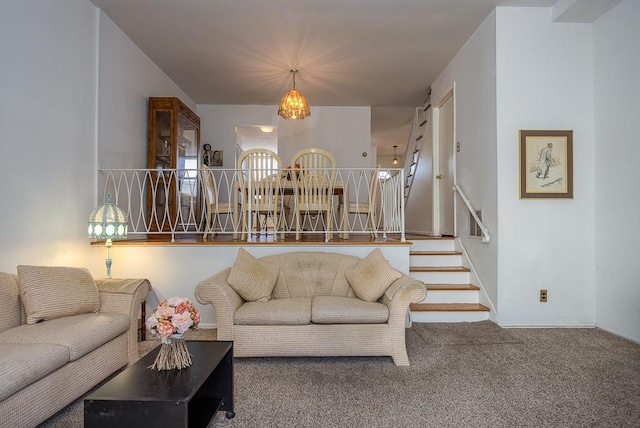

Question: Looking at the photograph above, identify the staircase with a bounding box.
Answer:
[403,96,431,202]
[408,236,490,322]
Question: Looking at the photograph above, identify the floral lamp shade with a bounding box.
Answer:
[88,194,128,278]
[88,194,128,239]
[277,70,310,120]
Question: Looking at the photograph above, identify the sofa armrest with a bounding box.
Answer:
[380,275,427,325]
[95,278,151,364]
[194,268,244,341]
[379,275,426,366]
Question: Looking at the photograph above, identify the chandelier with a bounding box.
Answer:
[278,69,310,120]
[392,145,399,165]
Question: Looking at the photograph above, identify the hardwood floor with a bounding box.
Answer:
[103,232,432,247]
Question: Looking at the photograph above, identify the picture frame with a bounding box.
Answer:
[519,130,573,199]
[210,149,223,167]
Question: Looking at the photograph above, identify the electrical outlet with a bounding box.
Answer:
[540,289,548,302]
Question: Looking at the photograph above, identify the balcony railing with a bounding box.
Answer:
[99,167,405,242]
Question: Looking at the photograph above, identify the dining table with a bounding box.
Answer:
[232,179,349,241]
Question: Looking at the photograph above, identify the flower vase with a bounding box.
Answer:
[150,333,192,371]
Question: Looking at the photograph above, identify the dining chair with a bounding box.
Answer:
[201,164,238,240]
[339,169,381,239]
[237,149,286,239]
[290,148,337,241]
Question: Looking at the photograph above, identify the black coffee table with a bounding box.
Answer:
[84,340,234,428]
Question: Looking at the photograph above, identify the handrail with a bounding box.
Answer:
[97,167,405,241]
[453,184,490,243]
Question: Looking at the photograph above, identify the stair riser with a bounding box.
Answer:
[424,290,479,304]
[410,254,461,267]
[410,271,470,284]
[411,311,490,323]
[408,240,454,252]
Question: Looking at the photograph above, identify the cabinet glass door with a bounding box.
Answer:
[177,116,199,227]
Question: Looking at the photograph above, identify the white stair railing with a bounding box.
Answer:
[453,184,490,243]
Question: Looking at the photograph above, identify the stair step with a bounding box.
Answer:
[423,284,480,304]
[410,251,461,256]
[410,303,489,312]
[410,267,470,284]
[407,236,455,252]
[427,284,479,291]
[410,251,463,267]
[410,266,470,273]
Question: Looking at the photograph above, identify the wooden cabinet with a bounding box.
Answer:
[147,97,201,234]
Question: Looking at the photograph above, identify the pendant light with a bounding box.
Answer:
[278,70,311,120]
[392,145,399,165]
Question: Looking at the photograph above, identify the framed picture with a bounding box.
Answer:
[519,130,573,199]
[210,149,223,167]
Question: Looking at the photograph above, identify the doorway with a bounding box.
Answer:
[435,91,455,236]
[235,125,278,166]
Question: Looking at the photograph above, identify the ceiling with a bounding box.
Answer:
[90,0,558,156]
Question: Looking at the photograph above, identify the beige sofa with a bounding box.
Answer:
[195,249,426,366]
[0,266,150,428]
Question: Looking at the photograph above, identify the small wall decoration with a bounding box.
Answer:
[519,130,573,199]
[202,144,211,166]
[210,150,223,167]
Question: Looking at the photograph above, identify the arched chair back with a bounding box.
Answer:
[236,149,285,239]
[290,148,337,241]
[201,164,236,240]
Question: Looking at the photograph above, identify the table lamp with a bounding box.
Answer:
[88,193,128,278]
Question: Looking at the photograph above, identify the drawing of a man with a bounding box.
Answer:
[536,143,553,179]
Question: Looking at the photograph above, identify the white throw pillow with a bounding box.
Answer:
[227,248,279,302]
[17,265,100,324]
[345,248,402,302]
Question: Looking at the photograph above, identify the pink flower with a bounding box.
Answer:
[172,311,193,333]
[175,301,192,314]
[155,303,174,319]
[146,296,200,340]
[156,320,175,338]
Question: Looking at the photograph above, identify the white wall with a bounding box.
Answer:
[593,0,640,342]
[0,0,98,271]
[495,7,595,326]
[0,0,200,281]
[197,105,371,170]
[97,11,194,171]
[431,12,499,308]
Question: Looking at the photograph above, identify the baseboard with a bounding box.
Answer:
[198,323,217,329]
[499,323,596,328]
[596,325,640,345]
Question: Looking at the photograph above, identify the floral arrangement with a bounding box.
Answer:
[145,296,200,344]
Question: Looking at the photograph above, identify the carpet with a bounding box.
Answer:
[38,322,640,428]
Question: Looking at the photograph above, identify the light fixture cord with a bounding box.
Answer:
[292,70,297,90]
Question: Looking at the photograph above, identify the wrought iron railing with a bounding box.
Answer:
[99,168,405,242]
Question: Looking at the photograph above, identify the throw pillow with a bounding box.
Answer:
[17,265,100,324]
[227,248,279,302]
[345,248,402,302]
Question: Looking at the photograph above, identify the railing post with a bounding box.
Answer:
[400,168,406,242]
[246,170,252,242]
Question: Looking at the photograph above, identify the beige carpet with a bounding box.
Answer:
[38,322,640,428]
